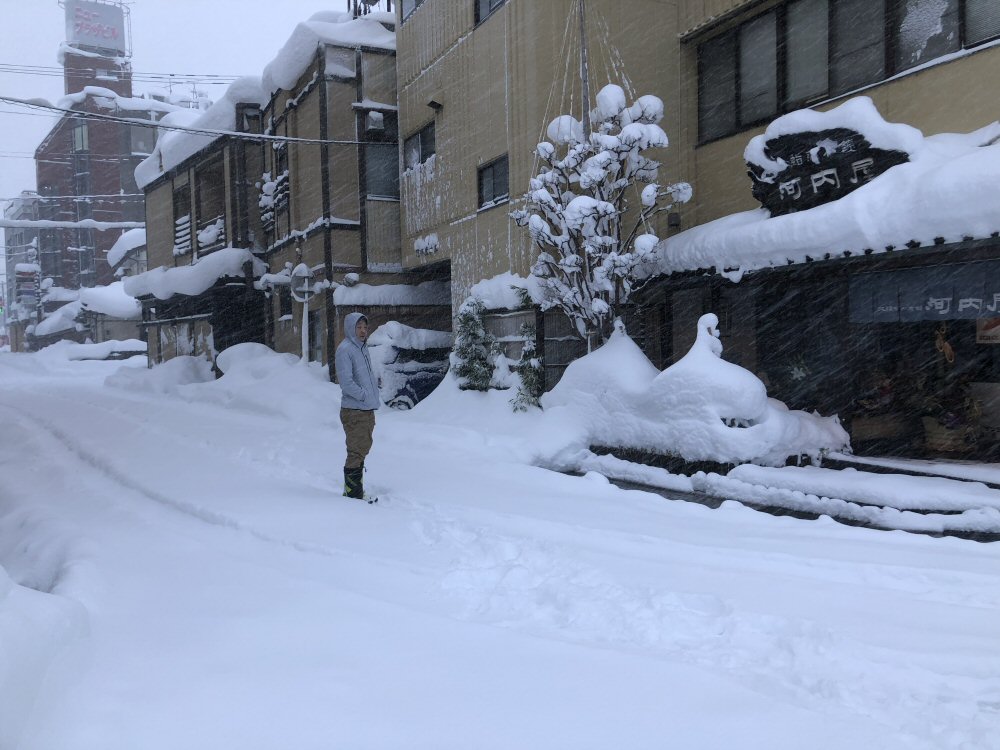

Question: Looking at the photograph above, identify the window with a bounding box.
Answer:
[478,155,509,209]
[278,287,292,318]
[785,0,828,105]
[173,183,192,255]
[366,143,400,199]
[195,158,226,251]
[738,12,777,124]
[71,123,88,152]
[131,124,155,156]
[404,122,435,170]
[476,0,505,24]
[894,0,960,72]
[309,310,323,362]
[363,110,398,142]
[401,0,425,21]
[698,34,737,142]
[964,0,999,44]
[697,0,999,142]
[830,0,885,94]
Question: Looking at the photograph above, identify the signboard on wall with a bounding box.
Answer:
[849,260,1000,323]
[747,128,911,217]
[65,0,126,55]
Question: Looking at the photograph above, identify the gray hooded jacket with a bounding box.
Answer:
[335,312,380,410]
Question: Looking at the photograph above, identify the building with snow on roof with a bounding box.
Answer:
[625,0,1000,461]
[132,4,450,373]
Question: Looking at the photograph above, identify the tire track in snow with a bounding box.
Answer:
[0,396,384,566]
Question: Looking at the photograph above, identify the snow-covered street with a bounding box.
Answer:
[2,351,999,750]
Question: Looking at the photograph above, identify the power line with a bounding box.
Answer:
[0,95,380,147]
[0,61,244,82]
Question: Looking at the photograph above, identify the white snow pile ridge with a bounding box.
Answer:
[469,272,545,310]
[0,512,88,750]
[107,344,340,424]
[123,248,267,300]
[657,96,1000,279]
[542,314,850,466]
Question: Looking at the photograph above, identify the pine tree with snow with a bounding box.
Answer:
[512,84,691,346]
[510,322,543,411]
[451,297,498,391]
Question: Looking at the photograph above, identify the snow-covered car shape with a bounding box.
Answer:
[367,321,453,410]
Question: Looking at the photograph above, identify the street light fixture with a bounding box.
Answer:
[289,262,315,362]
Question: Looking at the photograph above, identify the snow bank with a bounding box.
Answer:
[36,339,146,363]
[470,272,545,310]
[0,511,89,750]
[106,355,215,395]
[542,315,849,465]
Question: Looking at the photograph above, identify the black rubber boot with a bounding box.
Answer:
[343,467,364,499]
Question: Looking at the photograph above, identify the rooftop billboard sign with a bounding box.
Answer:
[65,0,126,56]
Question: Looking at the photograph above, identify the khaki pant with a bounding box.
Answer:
[340,408,376,469]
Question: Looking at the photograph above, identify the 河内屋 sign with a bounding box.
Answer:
[65,0,126,55]
[747,128,910,216]
[850,260,1000,323]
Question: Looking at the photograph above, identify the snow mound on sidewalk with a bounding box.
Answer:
[543,314,850,465]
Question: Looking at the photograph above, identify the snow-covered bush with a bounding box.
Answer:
[512,84,691,345]
[450,298,500,391]
[510,323,543,412]
[542,315,850,466]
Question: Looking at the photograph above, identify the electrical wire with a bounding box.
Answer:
[0,95,380,147]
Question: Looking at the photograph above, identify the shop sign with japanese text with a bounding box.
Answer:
[747,128,910,217]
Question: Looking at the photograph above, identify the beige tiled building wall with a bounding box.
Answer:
[397,0,682,308]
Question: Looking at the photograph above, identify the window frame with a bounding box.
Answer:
[475,0,506,25]
[696,0,995,144]
[365,142,401,200]
[404,121,436,171]
[477,154,509,210]
[401,0,426,23]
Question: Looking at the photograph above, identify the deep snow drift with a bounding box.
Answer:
[0,341,998,750]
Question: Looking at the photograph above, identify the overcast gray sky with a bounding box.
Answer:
[0,0,387,210]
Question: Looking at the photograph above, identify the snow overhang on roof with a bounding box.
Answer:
[107,228,146,268]
[123,248,268,300]
[332,280,449,307]
[261,12,396,93]
[134,77,267,190]
[654,97,1000,281]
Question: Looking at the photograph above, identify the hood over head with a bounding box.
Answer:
[344,311,369,347]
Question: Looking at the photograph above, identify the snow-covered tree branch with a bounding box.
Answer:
[512,84,691,345]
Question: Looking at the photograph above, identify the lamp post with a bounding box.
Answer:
[289,263,315,361]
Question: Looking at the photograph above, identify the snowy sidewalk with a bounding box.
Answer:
[574,451,1000,540]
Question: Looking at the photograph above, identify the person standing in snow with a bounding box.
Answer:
[335,312,380,501]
